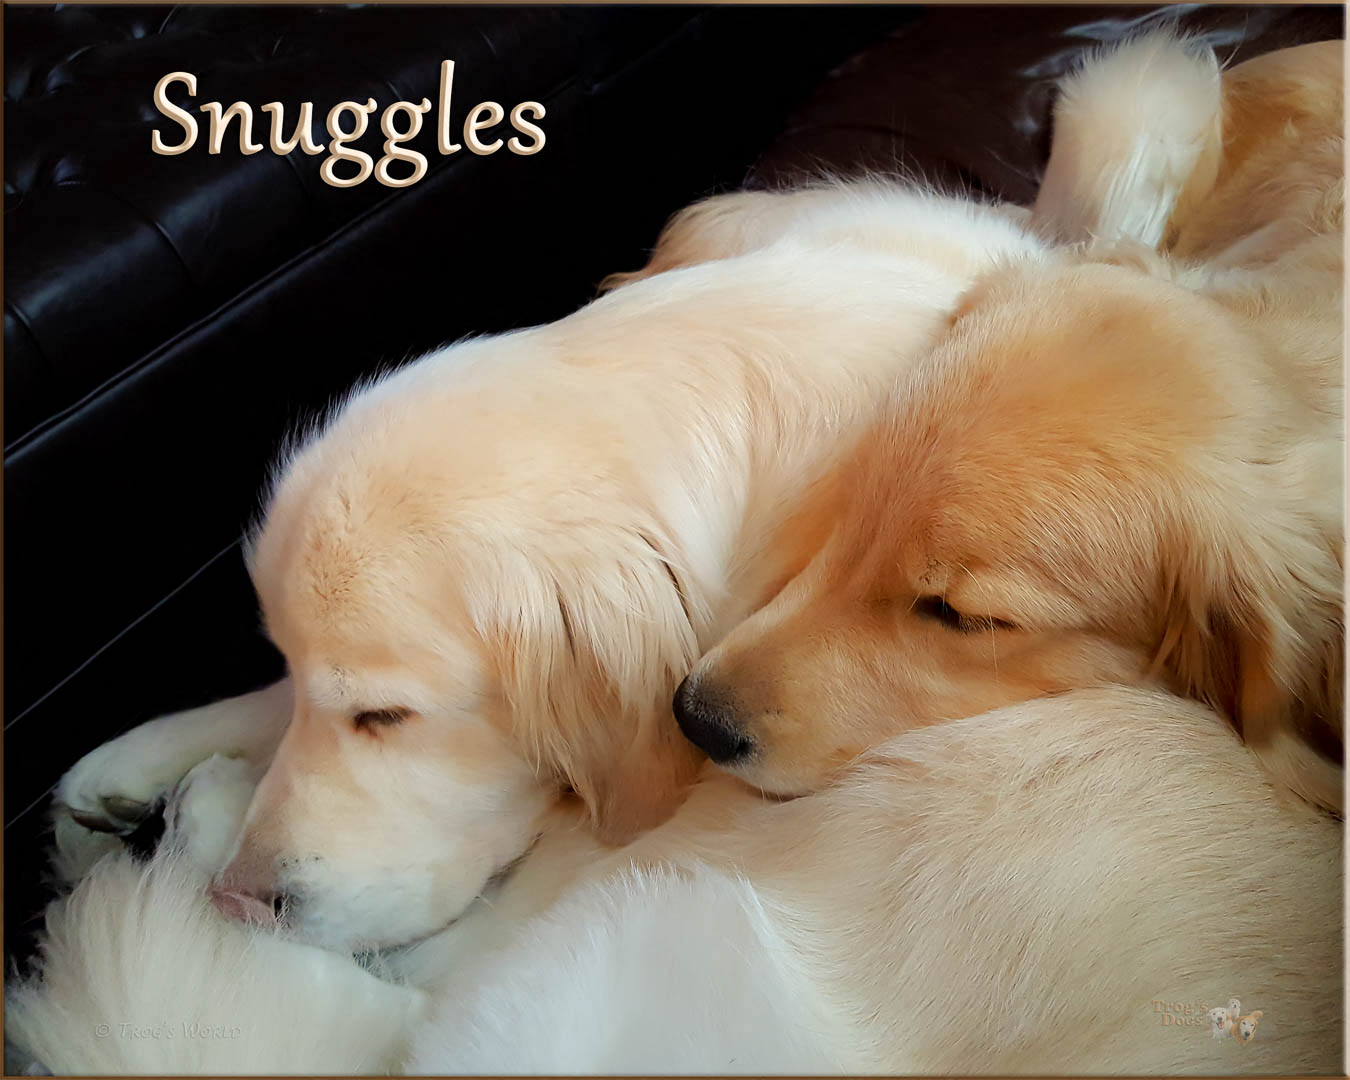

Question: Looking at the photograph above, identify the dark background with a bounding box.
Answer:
[5,3,1342,965]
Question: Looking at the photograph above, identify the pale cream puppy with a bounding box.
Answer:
[12,35,1341,1077]
[59,179,1047,950]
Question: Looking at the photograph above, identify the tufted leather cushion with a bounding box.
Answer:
[5,6,856,445]
[751,5,1344,200]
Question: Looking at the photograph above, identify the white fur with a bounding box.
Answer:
[5,852,424,1074]
[1033,33,1222,246]
[407,867,845,1074]
[9,690,1341,1074]
[54,679,293,874]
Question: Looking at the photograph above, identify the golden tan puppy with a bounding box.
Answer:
[60,179,1052,950]
[15,37,1341,1077]
[678,41,1344,812]
[1234,1011,1264,1045]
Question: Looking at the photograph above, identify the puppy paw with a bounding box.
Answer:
[54,683,290,852]
[163,754,262,873]
[56,721,206,837]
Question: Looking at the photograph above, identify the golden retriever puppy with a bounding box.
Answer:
[11,37,1340,1077]
[52,36,1321,954]
[56,179,1051,950]
[678,41,1344,815]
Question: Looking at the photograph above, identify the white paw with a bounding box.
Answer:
[56,719,214,836]
[54,682,291,842]
[163,754,262,873]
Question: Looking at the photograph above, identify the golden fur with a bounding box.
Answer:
[688,40,1344,813]
[22,36,1341,1077]
[194,179,1048,947]
[1234,1011,1264,1046]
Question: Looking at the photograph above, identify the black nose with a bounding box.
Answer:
[672,674,754,764]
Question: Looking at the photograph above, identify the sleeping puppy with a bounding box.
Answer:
[679,40,1344,815]
[48,37,1238,957]
[54,180,1051,952]
[8,36,1341,1076]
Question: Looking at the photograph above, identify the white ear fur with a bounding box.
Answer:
[1033,32,1223,248]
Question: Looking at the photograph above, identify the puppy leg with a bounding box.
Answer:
[162,753,265,874]
[1032,33,1223,248]
[55,679,291,849]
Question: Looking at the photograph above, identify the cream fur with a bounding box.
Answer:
[5,852,425,1074]
[58,184,1047,952]
[10,691,1341,1074]
[1033,33,1223,247]
[691,37,1342,813]
[11,34,1342,1076]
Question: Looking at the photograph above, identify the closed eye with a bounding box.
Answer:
[912,596,1017,633]
[353,707,411,732]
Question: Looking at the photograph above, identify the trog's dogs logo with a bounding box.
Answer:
[1207,998,1263,1044]
[1154,996,1264,1047]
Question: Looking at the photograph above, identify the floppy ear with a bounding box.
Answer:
[1154,500,1343,816]
[476,527,707,843]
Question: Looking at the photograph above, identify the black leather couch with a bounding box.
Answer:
[5,4,1341,961]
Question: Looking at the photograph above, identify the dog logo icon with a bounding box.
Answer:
[1208,998,1262,1044]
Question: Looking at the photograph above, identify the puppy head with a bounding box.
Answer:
[219,364,702,951]
[681,259,1342,806]
[1237,1012,1262,1041]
